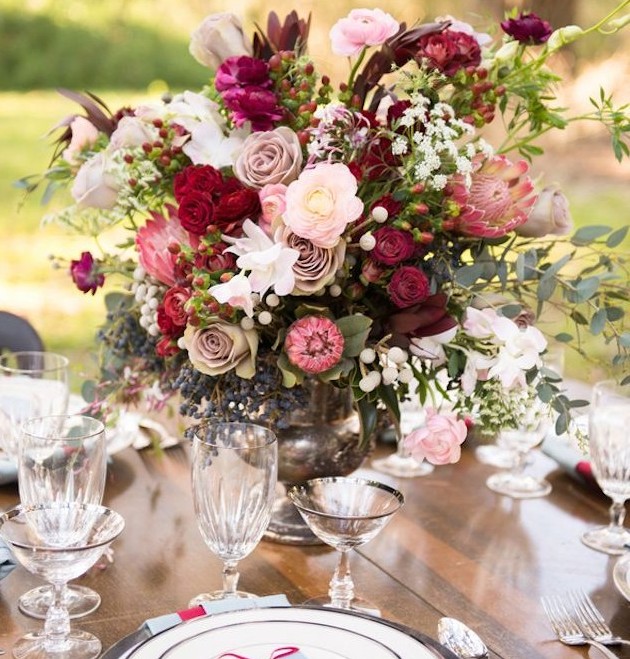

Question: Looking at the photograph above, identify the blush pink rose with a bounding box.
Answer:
[330,9,400,56]
[284,163,364,249]
[259,183,287,235]
[62,116,99,165]
[71,152,120,209]
[404,408,468,465]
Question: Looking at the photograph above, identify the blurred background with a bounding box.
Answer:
[0,0,629,386]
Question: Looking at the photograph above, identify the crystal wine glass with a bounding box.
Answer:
[287,476,404,616]
[0,502,124,659]
[581,380,630,554]
[189,421,277,606]
[17,414,107,620]
[485,401,553,499]
[0,351,69,462]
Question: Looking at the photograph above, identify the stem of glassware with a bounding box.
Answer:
[43,581,71,652]
[609,500,627,529]
[509,450,527,479]
[221,560,240,597]
[328,550,354,609]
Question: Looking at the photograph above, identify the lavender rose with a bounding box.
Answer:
[234,127,303,190]
[184,320,258,378]
[516,186,573,238]
[189,13,252,72]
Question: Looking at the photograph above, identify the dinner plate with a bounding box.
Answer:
[127,606,450,659]
[613,552,630,602]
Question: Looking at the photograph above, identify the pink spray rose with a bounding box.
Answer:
[330,9,400,56]
[404,408,468,465]
[62,116,99,165]
[516,186,573,238]
[259,183,287,235]
[284,315,345,374]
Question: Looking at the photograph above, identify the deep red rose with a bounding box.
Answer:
[155,336,180,358]
[173,165,223,203]
[371,227,416,265]
[370,194,403,220]
[157,305,180,337]
[206,242,238,271]
[417,31,481,77]
[501,13,552,45]
[70,251,105,295]
[162,285,190,327]
[388,266,430,308]
[221,86,284,130]
[387,293,458,348]
[178,192,215,235]
[214,187,261,228]
[215,56,272,92]
[358,137,400,181]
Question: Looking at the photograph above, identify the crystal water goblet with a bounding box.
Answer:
[17,414,107,620]
[0,502,124,659]
[189,421,277,606]
[0,351,69,462]
[485,402,553,499]
[581,380,630,554]
[287,476,404,616]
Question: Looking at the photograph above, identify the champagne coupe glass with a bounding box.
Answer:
[189,421,277,606]
[287,477,404,616]
[0,351,69,462]
[581,380,630,554]
[0,502,124,659]
[17,415,107,620]
[485,401,553,499]
[372,397,434,478]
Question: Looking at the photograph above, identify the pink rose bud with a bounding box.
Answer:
[516,186,573,238]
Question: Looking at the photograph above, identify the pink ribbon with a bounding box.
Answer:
[218,648,301,659]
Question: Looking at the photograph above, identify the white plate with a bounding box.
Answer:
[128,607,441,659]
[613,552,630,602]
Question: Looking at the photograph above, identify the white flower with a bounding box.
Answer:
[109,116,157,150]
[463,307,500,340]
[183,121,247,169]
[225,220,300,297]
[208,273,255,317]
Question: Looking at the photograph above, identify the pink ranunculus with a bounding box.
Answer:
[259,183,287,235]
[330,9,400,57]
[62,116,99,165]
[404,408,467,465]
[284,316,345,374]
[388,266,430,309]
[451,155,536,238]
[284,162,364,249]
[516,186,573,238]
[136,207,197,286]
[71,152,120,209]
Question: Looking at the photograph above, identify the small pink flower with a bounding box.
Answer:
[259,183,288,235]
[330,9,400,56]
[70,251,104,295]
[404,408,467,465]
[284,316,345,374]
[62,116,99,166]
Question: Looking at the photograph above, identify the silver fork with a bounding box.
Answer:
[568,590,630,646]
[540,595,619,658]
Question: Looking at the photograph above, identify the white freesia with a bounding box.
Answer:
[208,273,255,318]
[183,121,247,169]
[409,326,458,364]
[463,307,500,340]
[226,220,300,297]
[436,15,492,46]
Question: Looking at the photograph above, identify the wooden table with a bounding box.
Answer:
[1,440,629,658]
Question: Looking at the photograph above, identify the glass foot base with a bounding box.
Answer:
[304,595,381,618]
[371,453,434,479]
[13,629,101,659]
[475,444,518,469]
[581,525,630,555]
[486,472,552,499]
[18,585,101,620]
[188,591,257,608]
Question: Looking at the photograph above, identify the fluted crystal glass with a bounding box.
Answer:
[288,477,403,616]
[189,421,277,606]
[581,380,630,554]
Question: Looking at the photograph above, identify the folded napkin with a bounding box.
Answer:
[0,537,17,580]
[541,430,598,491]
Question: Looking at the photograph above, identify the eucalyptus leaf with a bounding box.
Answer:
[590,309,607,335]
[537,276,557,301]
[571,225,612,245]
[620,332,630,348]
[455,263,484,287]
[554,332,573,343]
[606,225,629,248]
[575,276,600,302]
[501,304,523,319]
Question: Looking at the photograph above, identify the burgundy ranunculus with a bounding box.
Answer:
[70,251,105,295]
[162,286,190,328]
[501,13,552,45]
[388,266,430,308]
[370,194,403,220]
[173,165,223,203]
[387,293,458,348]
[215,56,272,92]
[205,242,238,271]
[417,30,481,77]
[371,227,416,265]
[177,192,215,235]
[221,86,283,131]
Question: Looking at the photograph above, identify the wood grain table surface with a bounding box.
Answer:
[1,439,629,658]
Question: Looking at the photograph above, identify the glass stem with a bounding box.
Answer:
[221,560,240,597]
[609,501,627,529]
[43,582,71,652]
[510,450,527,478]
[328,550,354,609]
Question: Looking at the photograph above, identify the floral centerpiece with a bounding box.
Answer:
[23,4,630,461]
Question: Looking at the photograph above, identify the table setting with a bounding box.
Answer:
[2,0,630,656]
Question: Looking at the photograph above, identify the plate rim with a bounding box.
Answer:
[613,553,630,602]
